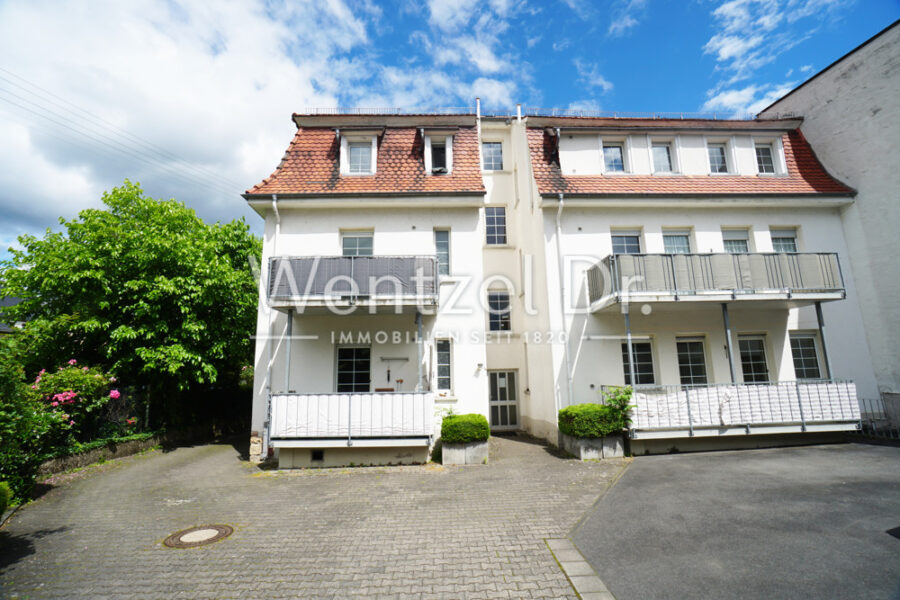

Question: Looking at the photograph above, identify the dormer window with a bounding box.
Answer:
[339,132,378,175]
[708,143,729,174]
[603,143,625,172]
[424,133,453,175]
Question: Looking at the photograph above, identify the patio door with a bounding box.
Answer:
[489,371,518,430]
[336,347,370,393]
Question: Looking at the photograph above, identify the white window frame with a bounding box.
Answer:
[482,141,503,171]
[737,335,770,383]
[753,136,788,175]
[789,332,824,380]
[611,229,642,255]
[434,228,450,276]
[487,290,512,332]
[663,229,692,254]
[435,338,452,391]
[341,230,374,256]
[425,135,453,175]
[600,136,629,174]
[485,206,507,246]
[621,340,656,385]
[340,135,377,175]
[649,139,676,174]
[705,138,733,175]
[722,228,751,253]
[770,228,798,253]
[676,336,709,386]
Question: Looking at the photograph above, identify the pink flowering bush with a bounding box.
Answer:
[27,361,118,441]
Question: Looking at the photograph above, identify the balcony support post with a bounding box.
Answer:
[416,310,425,392]
[721,303,738,384]
[284,308,293,393]
[815,301,833,379]
[624,310,636,387]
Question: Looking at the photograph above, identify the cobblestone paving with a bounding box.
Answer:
[0,435,627,599]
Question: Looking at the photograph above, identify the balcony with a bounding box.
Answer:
[587,252,845,311]
[268,256,438,310]
[623,380,860,439]
[268,392,434,448]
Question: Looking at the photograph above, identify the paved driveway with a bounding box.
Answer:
[573,443,900,600]
[0,435,625,599]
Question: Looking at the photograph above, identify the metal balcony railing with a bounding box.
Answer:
[268,256,438,304]
[587,252,844,304]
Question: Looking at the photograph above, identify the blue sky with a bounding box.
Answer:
[0,0,897,258]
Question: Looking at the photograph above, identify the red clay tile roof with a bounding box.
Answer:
[245,126,485,196]
[526,127,854,196]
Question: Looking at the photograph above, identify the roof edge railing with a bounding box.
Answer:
[295,107,800,121]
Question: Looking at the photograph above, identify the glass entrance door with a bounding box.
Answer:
[489,371,518,430]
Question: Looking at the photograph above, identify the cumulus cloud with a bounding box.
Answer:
[575,59,614,93]
[608,0,647,37]
[702,81,798,114]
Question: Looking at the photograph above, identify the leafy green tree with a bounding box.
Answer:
[1,181,261,425]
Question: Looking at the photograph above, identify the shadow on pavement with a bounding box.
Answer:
[0,527,68,570]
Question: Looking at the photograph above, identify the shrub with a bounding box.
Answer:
[558,387,633,439]
[27,361,118,442]
[0,481,10,514]
[441,413,490,444]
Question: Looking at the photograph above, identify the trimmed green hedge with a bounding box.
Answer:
[0,481,10,515]
[441,413,490,444]
[558,387,632,439]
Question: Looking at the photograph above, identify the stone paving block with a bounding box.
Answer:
[559,560,595,576]
[568,575,609,593]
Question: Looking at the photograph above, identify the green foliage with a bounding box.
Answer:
[0,338,60,500]
[27,361,117,442]
[0,481,10,515]
[558,387,633,439]
[40,431,158,461]
[0,180,261,422]
[441,413,490,444]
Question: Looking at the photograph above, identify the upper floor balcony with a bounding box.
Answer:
[587,252,845,311]
[268,255,438,311]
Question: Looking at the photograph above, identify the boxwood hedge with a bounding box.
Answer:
[558,387,632,439]
[441,413,490,444]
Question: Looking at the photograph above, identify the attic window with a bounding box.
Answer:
[425,134,453,175]
[339,133,378,176]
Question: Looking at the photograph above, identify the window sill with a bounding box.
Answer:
[484,244,513,249]
[341,173,376,177]
[482,169,512,175]
[439,276,463,285]
[434,394,457,404]
[651,171,682,176]
[708,172,735,176]
[756,173,788,178]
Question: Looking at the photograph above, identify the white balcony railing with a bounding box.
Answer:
[269,392,434,447]
[620,380,860,439]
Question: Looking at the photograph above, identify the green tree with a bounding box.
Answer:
[1,181,261,426]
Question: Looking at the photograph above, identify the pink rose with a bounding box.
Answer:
[31,385,37,389]
[39,369,46,375]
[109,389,121,399]
[68,359,77,365]
[51,401,58,407]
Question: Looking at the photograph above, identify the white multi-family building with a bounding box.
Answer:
[244,103,876,465]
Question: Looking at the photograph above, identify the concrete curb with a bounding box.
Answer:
[546,537,617,600]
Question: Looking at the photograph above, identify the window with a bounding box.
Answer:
[342,232,373,256]
[426,135,452,174]
[677,338,708,385]
[722,229,749,254]
[621,342,655,385]
[611,232,641,255]
[652,143,673,173]
[336,347,370,392]
[663,232,691,254]
[348,142,373,174]
[708,143,728,173]
[434,229,450,276]
[603,144,625,172]
[738,336,769,383]
[485,207,507,245]
[482,142,503,170]
[790,335,822,380]
[755,144,776,174]
[436,339,452,390]
[432,140,447,171]
[488,291,511,331]
[771,229,797,253]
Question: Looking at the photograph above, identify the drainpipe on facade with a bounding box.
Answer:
[556,194,574,413]
[263,194,281,460]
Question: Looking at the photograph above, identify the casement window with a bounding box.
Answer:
[336,346,370,393]
[738,336,769,383]
[436,339,452,390]
[621,342,655,385]
[434,229,450,276]
[663,231,692,254]
[708,143,729,173]
[652,143,673,173]
[722,229,750,253]
[611,231,641,255]
[482,142,503,170]
[676,338,708,385]
[790,334,822,380]
[348,142,373,174]
[342,232,373,256]
[488,291,511,331]
[755,144,776,174]
[603,143,625,172]
[770,228,798,253]
[485,206,507,245]
[425,135,453,174]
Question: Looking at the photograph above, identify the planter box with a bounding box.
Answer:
[558,432,624,460]
[442,440,489,465]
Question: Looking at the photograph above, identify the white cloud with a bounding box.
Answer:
[702,81,797,114]
[607,0,647,37]
[427,0,479,31]
[575,59,614,93]
[567,99,602,113]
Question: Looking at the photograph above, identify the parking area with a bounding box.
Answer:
[0,435,625,599]
[573,443,900,600]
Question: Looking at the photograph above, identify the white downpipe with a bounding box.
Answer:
[263,194,281,459]
[555,194,574,413]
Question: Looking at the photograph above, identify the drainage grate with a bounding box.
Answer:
[163,524,233,548]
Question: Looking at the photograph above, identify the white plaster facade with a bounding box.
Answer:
[760,21,900,396]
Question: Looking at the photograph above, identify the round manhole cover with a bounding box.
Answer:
[163,524,233,548]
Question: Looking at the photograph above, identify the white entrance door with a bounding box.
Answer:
[489,371,518,430]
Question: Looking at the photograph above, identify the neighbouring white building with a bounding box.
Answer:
[759,20,900,405]
[244,102,876,465]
